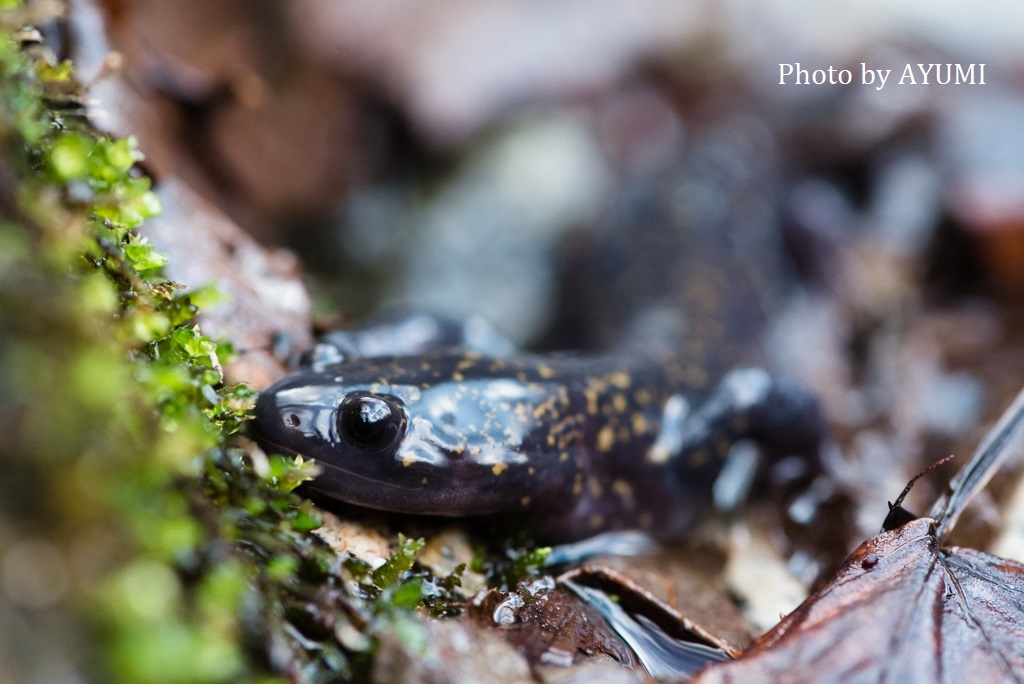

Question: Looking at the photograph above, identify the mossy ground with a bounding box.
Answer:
[0,11,489,683]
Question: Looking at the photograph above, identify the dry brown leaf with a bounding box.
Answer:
[698,388,1024,683]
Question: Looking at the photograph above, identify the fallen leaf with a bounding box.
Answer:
[697,387,1024,683]
[559,566,735,679]
[696,517,1024,682]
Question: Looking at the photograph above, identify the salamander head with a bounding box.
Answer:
[252,355,578,516]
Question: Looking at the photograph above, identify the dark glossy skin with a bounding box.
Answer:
[253,131,825,541]
[254,342,821,540]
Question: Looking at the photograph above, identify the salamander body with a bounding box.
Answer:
[253,129,824,540]
[254,340,821,540]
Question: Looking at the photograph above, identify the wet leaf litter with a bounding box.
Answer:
[696,387,1024,682]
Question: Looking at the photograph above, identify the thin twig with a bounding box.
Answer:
[932,386,1024,540]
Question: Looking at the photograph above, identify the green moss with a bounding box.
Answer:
[46,131,93,179]
[472,544,552,590]
[0,20,343,682]
[124,234,169,272]
[373,535,426,589]
[0,15,511,683]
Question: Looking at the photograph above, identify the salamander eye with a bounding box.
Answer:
[337,393,405,453]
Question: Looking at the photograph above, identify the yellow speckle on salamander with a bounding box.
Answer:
[492,463,508,476]
[612,479,635,508]
[608,371,631,389]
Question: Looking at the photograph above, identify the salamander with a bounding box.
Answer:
[252,131,825,541]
